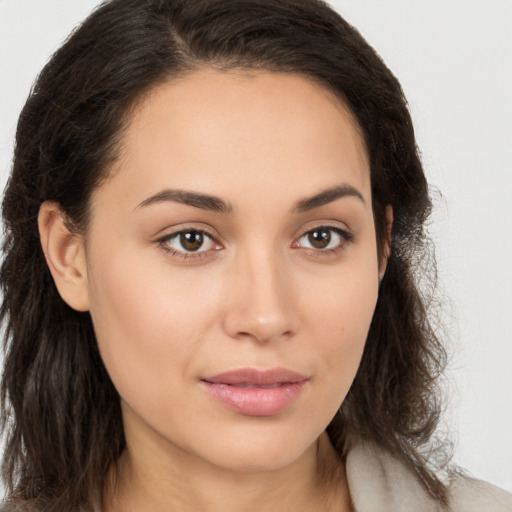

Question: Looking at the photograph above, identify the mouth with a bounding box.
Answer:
[200,368,309,416]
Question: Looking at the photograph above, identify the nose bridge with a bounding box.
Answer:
[223,241,296,343]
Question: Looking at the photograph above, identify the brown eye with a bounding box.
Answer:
[164,230,217,254]
[307,229,332,249]
[295,226,352,252]
[180,231,204,251]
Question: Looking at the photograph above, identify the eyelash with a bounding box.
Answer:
[158,225,354,261]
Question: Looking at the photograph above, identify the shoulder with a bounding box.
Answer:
[345,441,512,512]
[448,473,512,512]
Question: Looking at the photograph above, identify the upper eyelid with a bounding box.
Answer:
[293,215,352,231]
[156,225,220,242]
[163,228,214,239]
[295,222,353,240]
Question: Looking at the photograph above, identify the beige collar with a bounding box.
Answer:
[346,442,445,512]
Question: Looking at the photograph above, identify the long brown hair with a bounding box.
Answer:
[1,0,447,509]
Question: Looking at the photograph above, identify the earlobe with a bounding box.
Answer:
[38,201,90,312]
[379,205,393,280]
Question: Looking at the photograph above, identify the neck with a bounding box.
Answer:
[103,433,351,512]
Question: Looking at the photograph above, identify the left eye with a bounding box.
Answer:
[163,230,217,253]
[296,227,349,250]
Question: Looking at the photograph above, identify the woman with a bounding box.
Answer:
[1,0,510,510]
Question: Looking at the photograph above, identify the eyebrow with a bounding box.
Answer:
[293,184,365,212]
[135,183,365,214]
[135,189,233,213]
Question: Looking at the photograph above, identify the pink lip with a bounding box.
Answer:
[200,368,309,416]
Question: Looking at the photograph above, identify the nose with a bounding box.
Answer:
[221,247,297,344]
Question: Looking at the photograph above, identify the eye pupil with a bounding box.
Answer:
[180,231,204,251]
[308,229,331,249]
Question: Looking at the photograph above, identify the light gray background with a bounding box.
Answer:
[1,0,511,493]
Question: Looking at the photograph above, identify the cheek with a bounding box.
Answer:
[302,252,379,397]
[85,247,221,408]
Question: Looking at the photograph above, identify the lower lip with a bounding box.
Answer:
[200,381,307,416]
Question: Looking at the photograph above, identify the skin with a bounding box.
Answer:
[39,69,389,511]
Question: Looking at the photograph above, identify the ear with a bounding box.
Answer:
[38,201,90,312]
[379,205,393,281]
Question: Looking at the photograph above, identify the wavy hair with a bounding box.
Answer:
[1,0,447,509]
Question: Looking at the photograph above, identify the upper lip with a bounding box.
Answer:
[202,368,309,386]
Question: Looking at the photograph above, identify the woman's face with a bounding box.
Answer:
[84,69,382,472]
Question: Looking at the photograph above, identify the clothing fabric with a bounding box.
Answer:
[346,441,512,511]
[2,442,511,511]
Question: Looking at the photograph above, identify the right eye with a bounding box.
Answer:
[160,229,222,257]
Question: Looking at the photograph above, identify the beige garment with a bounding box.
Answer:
[346,441,512,512]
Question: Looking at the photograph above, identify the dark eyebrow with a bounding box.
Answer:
[293,184,365,213]
[135,189,233,213]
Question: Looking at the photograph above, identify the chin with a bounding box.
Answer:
[189,422,320,473]
[210,449,307,474]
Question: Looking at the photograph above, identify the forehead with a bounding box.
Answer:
[102,69,371,209]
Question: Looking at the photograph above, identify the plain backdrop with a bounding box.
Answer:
[1,0,511,494]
